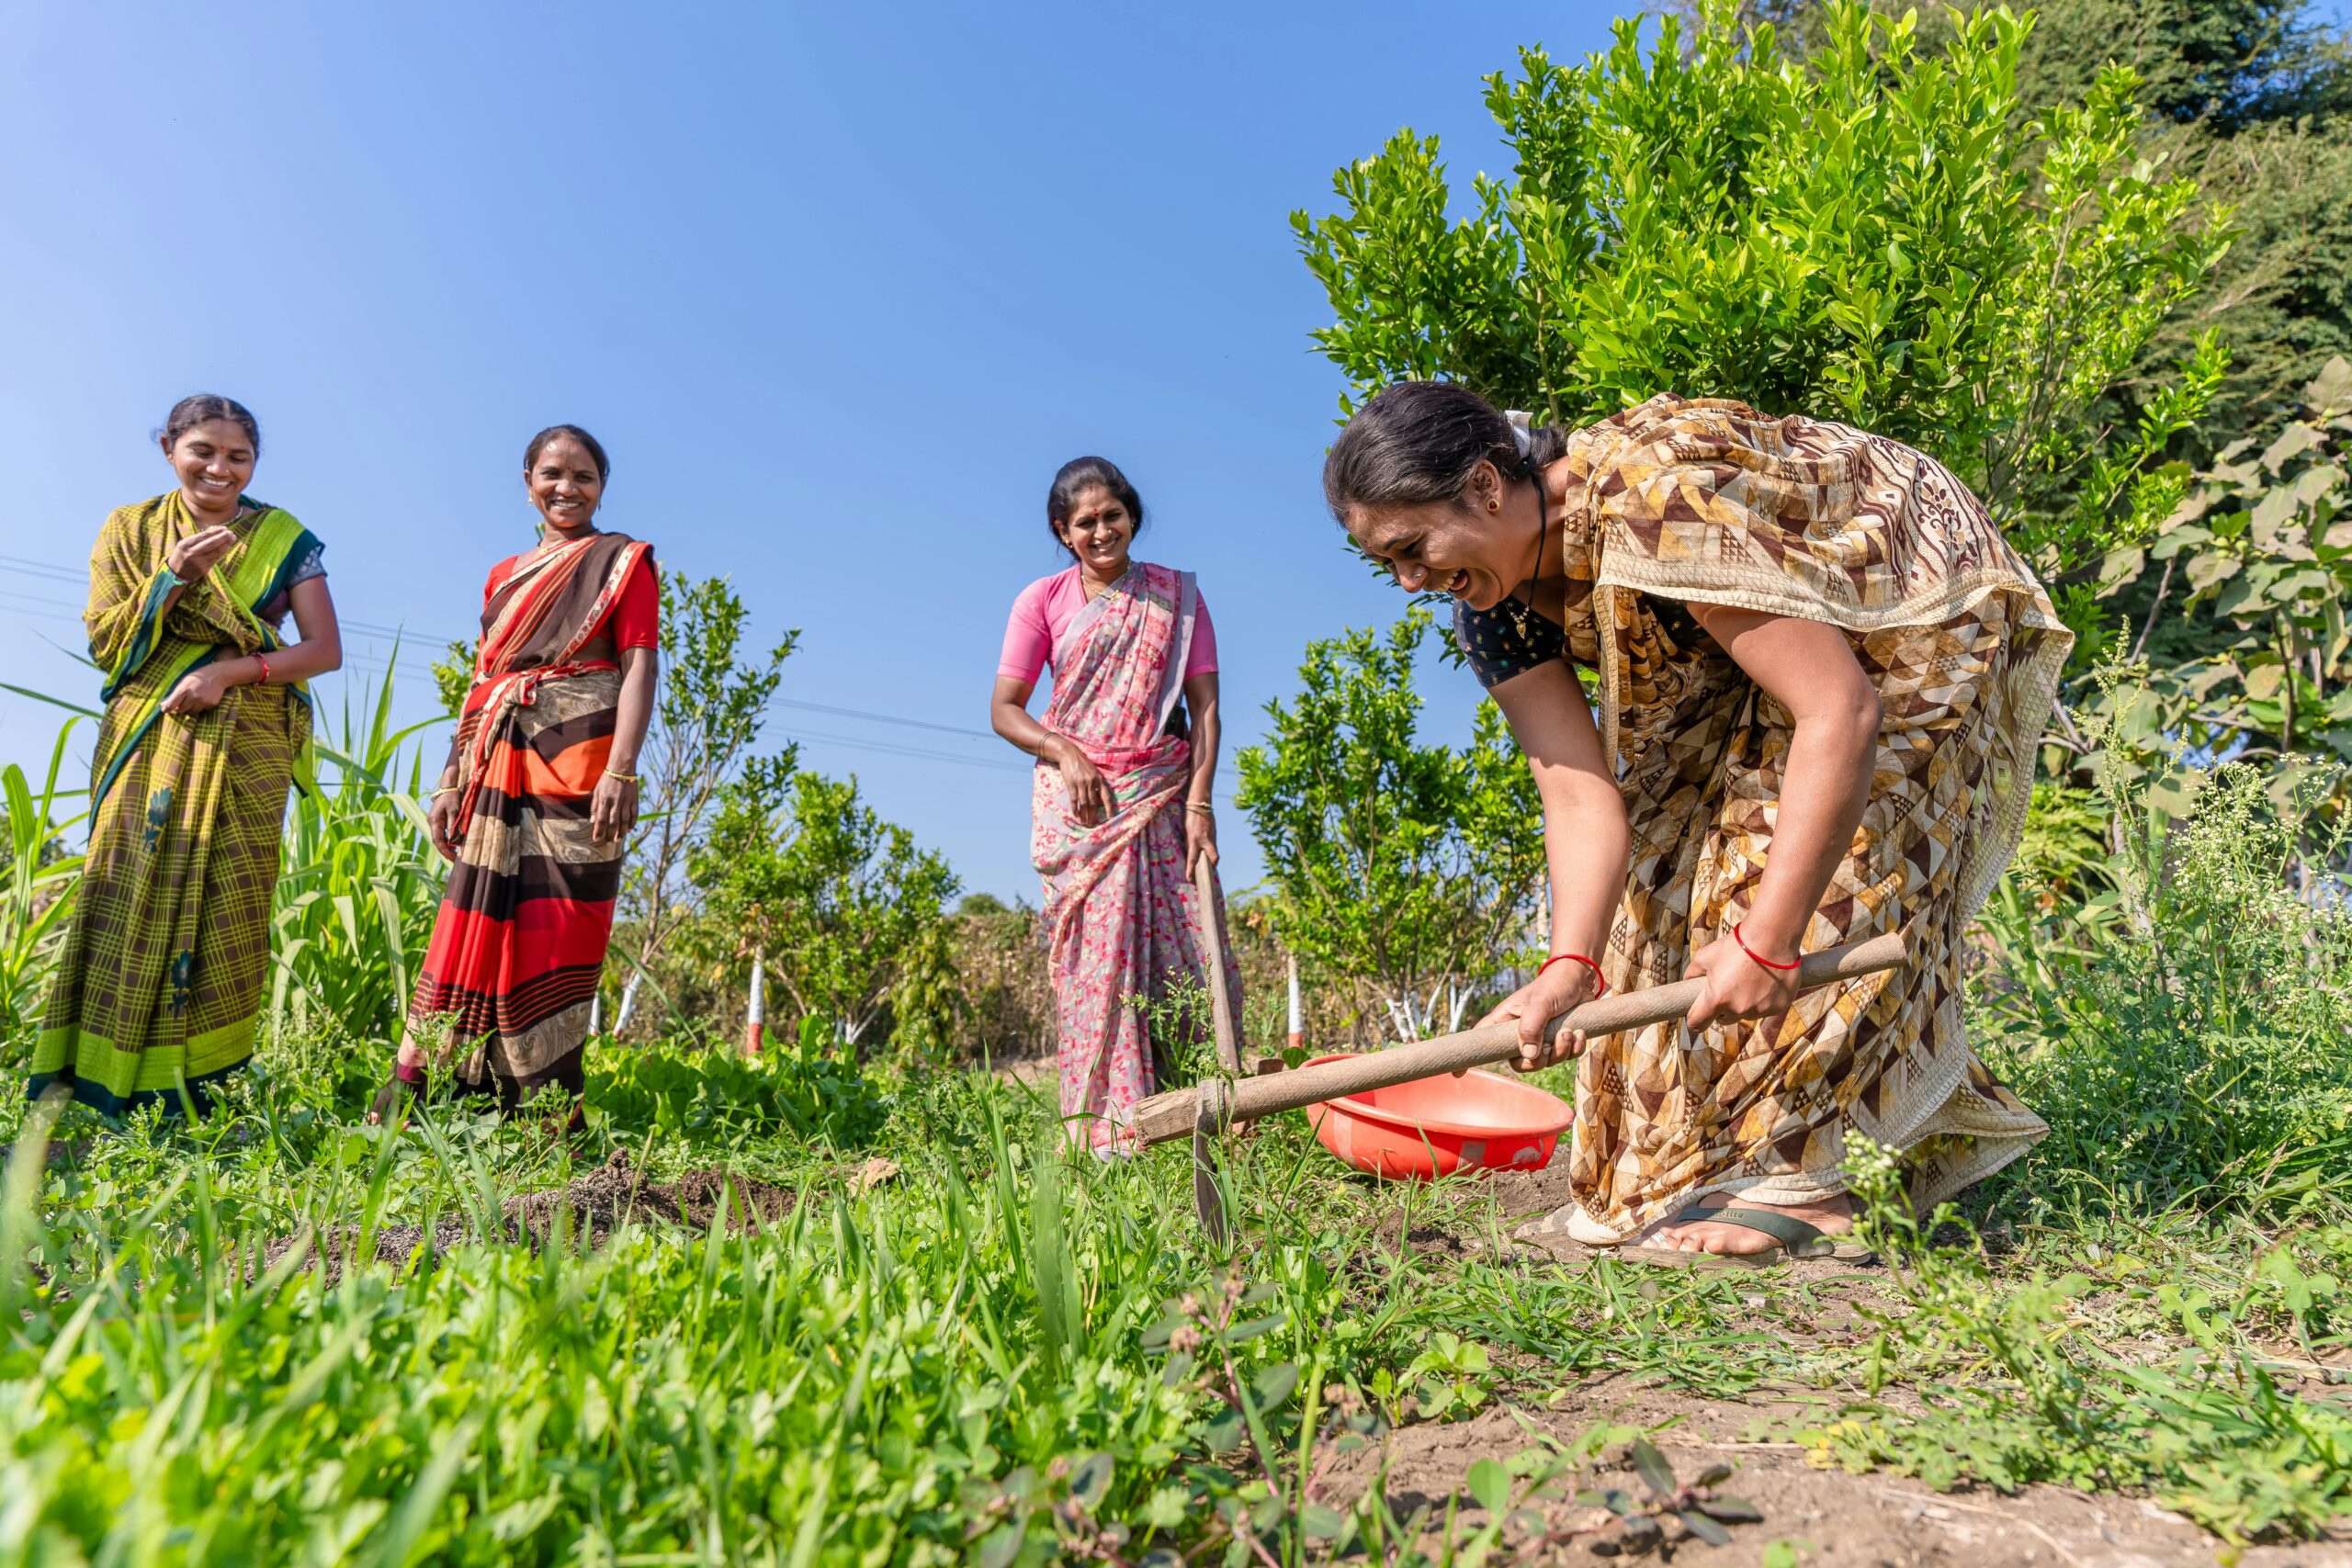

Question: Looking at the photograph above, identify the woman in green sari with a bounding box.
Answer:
[28,395,343,1115]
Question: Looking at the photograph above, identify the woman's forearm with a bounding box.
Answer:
[1186,707,1218,804]
[1540,768,1627,961]
[1740,709,1875,956]
[990,678,1072,764]
[1182,675,1219,806]
[610,647,659,773]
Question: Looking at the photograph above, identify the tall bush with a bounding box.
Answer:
[1294,0,2227,636]
[687,760,963,1058]
[1235,609,1545,1040]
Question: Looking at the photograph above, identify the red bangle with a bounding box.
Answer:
[1732,921,1802,973]
[254,653,271,685]
[1537,952,1607,998]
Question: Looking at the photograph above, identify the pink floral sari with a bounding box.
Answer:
[1032,562,1240,1152]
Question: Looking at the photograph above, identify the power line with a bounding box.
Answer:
[780,725,1033,773]
[773,695,999,741]
[2,555,1026,771]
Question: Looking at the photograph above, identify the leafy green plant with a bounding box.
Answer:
[1294,0,2223,548]
[622,574,800,988]
[1806,1138,2352,1544]
[269,673,447,1047]
[1379,1329,1491,1423]
[588,1014,891,1149]
[687,761,963,1057]
[1236,609,1544,1040]
[0,718,87,1047]
[2090,355,2352,763]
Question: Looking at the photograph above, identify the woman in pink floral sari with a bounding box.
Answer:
[989,457,1241,1154]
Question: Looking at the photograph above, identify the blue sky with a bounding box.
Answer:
[0,0,1623,900]
[12,3,2344,900]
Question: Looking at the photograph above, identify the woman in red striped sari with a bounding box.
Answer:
[371,425,659,1127]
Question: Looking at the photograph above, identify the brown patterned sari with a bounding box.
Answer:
[1506,396,2064,1240]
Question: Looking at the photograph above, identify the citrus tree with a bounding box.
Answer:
[687,759,963,1058]
[1235,610,1545,1041]
[1293,0,2229,645]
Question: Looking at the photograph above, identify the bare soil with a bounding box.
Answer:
[1313,1390,2351,1564]
[261,1148,797,1278]
[1329,1166,2352,1562]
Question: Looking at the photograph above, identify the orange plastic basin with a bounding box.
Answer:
[1301,1052,1573,1180]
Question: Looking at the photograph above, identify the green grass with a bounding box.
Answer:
[3,705,2350,1562]
[0,1004,2345,1563]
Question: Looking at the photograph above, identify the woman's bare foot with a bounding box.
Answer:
[1642,1191,1854,1258]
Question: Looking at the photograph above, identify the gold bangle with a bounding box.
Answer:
[1184,801,1215,815]
[604,768,640,784]
[430,785,459,798]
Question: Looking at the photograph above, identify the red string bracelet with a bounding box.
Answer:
[1732,921,1801,973]
[1536,952,1607,997]
[254,653,271,685]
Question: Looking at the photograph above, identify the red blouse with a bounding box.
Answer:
[482,549,660,651]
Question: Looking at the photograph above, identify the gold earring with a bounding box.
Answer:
[1487,498,1500,513]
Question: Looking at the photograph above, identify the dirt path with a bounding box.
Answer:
[1315,1388,2349,1564]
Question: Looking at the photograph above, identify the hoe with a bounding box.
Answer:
[1139,925,1911,1241]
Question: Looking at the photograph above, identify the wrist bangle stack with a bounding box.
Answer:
[1184,800,1214,815]
[1536,952,1608,998]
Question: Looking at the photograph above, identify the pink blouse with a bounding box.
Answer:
[996,565,1219,685]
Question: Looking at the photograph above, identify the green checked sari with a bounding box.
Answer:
[28,492,319,1115]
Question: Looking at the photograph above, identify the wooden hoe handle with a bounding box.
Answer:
[1138,929,1909,1154]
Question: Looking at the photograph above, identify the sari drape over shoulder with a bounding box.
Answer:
[1536,396,2066,1238]
[31,493,319,1114]
[407,531,652,1105]
[1029,562,1240,1153]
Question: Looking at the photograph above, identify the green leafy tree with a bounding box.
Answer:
[1752,0,2352,442]
[623,575,799,992]
[2086,355,2352,776]
[428,640,472,716]
[688,760,962,1058]
[1235,610,1545,1040]
[1294,0,2226,635]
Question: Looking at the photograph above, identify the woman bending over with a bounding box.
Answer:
[1328,383,2059,1265]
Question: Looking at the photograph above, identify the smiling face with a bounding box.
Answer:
[1343,457,1533,611]
[1055,483,1136,581]
[164,419,256,522]
[527,435,605,534]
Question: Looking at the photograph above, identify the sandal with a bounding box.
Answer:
[1619,1204,1878,1271]
[368,1057,427,1125]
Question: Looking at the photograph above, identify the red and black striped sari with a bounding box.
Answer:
[408,530,653,1106]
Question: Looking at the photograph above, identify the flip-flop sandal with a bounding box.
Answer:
[1619,1204,1878,1271]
